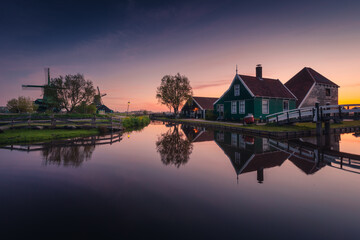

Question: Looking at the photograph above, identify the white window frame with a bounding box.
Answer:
[262,99,269,114]
[231,133,237,147]
[283,100,289,111]
[231,101,237,114]
[234,84,240,96]
[239,100,245,114]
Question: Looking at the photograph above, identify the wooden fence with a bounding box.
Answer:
[0,114,123,131]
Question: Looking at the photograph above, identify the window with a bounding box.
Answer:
[262,138,270,151]
[231,101,237,114]
[326,88,331,96]
[231,133,237,147]
[217,132,224,142]
[239,100,245,114]
[262,99,269,114]
[283,100,289,111]
[234,84,240,96]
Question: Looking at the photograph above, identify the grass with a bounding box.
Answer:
[0,128,99,145]
[122,115,150,130]
[156,118,360,132]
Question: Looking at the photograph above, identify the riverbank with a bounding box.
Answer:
[154,117,360,139]
[0,115,151,145]
[0,129,100,145]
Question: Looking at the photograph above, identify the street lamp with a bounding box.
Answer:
[127,101,130,115]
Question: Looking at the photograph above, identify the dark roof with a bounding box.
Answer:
[193,131,214,142]
[241,151,289,174]
[285,67,339,107]
[288,155,325,175]
[239,75,296,99]
[192,96,218,110]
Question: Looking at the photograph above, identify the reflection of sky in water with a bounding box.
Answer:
[0,123,360,239]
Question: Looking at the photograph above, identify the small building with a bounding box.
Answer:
[214,65,297,121]
[181,96,218,119]
[0,106,9,113]
[285,67,339,108]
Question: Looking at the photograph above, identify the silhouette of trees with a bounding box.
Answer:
[42,144,95,167]
[156,125,193,168]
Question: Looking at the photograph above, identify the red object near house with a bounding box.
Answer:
[244,114,254,124]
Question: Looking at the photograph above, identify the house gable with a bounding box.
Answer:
[214,74,254,105]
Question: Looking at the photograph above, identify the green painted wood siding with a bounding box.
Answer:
[214,75,296,120]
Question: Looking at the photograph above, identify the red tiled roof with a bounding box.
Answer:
[285,67,339,107]
[239,75,296,99]
[192,96,218,110]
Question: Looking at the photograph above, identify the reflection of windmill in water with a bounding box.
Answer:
[22,68,61,112]
[94,86,113,113]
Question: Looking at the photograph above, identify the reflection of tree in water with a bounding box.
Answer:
[42,144,95,167]
[156,125,193,168]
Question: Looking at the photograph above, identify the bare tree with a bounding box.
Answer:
[50,74,96,112]
[156,73,192,115]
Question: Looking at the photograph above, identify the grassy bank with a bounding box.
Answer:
[156,118,360,132]
[0,128,99,145]
[122,115,151,131]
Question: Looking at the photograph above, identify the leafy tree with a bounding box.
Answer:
[74,102,97,114]
[6,96,36,113]
[50,74,96,113]
[155,125,193,168]
[156,73,193,115]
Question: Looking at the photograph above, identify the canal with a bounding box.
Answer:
[1,121,360,239]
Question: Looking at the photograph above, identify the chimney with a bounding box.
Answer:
[256,64,262,79]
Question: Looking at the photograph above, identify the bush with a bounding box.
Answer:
[7,96,36,113]
[205,110,217,121]
[122,116,150,129]
[74,102,97,114]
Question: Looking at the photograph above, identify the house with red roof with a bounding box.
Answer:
[214,65,297,120]
[285,67,339,108]
[181,96,218,119]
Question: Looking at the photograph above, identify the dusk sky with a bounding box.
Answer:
[1,0,360,111]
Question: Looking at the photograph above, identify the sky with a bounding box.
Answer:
[1,0,360,112]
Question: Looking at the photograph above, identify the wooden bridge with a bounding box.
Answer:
[269,138,360,175]
[266,104,360,125]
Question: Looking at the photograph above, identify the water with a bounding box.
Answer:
[1,122,360,239]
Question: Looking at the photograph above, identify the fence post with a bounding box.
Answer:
[28,114,31,127]
[287,111,290,123]
[110,117,113,130]
[338,106,342,120]
[119,118,122,130]
[51,114,56,128]
[298,109,302,121]
[11,120,14,128]
[92,114,96,128]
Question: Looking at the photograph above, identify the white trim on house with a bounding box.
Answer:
[191,97,204,110]
[298,82,316,108]
[213,74,255,105]
[282,81,298,100]
[262,99,269,114]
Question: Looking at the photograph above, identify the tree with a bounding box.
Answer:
[156,73,193,115]
[155,125,193,168]
[50,74,96,113]
[6,96,36,113]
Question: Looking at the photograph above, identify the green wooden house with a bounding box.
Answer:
[214,65,297,121]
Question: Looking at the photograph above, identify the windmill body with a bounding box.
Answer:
[22,68,61,112]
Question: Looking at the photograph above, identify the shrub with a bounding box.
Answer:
[205,110,217,121]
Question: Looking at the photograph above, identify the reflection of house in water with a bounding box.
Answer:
[215,130,289,183]
[214,131,338,183]
[181,125,214,143]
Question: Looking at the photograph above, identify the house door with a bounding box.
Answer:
[219,104,224,118]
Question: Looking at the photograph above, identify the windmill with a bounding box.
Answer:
[94,86,107,106]
[94,86,113,113]
[22,68,60,112]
